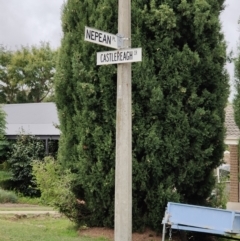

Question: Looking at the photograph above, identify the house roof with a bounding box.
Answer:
[224,104,240,145]
[2,102,238,144]
[2,102,60,138]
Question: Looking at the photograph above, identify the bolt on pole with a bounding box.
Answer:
[114,0,132,240]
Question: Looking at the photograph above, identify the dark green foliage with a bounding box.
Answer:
[48,140,59,159]
[0,170,13,190]
[7,135,45,197]
[0,107,6,136]
[55,0,229,231]
[0,107,9,163]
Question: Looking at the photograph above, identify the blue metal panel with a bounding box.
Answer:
[171,224,231,236]
[162,202,240,236]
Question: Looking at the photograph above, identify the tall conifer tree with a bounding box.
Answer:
[55,0,229,230]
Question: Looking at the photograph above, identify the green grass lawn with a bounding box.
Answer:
[0,205,54,211]
[0,214,109,241]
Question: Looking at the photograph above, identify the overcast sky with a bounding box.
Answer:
[0,0,239,98]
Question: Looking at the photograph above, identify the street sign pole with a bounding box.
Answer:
[114,0,132,240]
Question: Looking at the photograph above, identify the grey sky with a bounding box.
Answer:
[0,0,239,98]
[0,0,63,49]
[220,1,240,99]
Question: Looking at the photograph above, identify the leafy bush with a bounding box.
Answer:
[48,140,59,159]
[0,170,11,181]
[7,134,45,196]
[32,156,61,205]
[0,106,10,164]
[0,161,10,171]
[32,156,86,225]
[208,177,228,209]
[0,139,10,164]
[0,188,18,203]
[0,170,13,190]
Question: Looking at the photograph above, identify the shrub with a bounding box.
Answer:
[32,156,86,225]
[0,170,13,190]
[0,106,10,164]
[7,134,45,196]
[32,156,61,205]
[208,176,228,209]
[0,188,18,203]
[48,140,59,159]
[0,170,12,181]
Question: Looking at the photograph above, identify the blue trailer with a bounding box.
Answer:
[162,202,240,240]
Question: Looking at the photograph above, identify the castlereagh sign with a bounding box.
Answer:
[84,26,121,49]
[96,48,142,65]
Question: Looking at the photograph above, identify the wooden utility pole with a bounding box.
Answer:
[114,0,132,240]
[85,1,141,240]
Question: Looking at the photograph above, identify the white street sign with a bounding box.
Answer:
[97,48,142,65]
[85,26,122,49]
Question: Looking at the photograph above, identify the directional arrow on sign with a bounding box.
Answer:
[85,26,123,49]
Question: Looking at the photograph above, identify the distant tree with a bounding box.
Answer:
[0,47,18,103]
[55,0,229,231]
[234,42,240,127]
[0,43,57,103]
